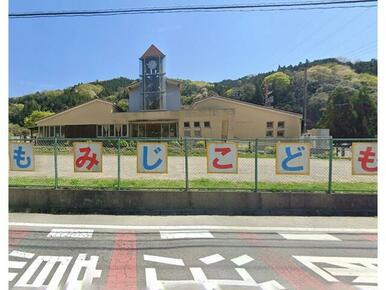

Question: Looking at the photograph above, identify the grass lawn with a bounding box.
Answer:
[9,177,377,193]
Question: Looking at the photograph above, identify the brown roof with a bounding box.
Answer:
[140,44,165,59]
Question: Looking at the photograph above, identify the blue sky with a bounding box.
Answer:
[9,0,377,97]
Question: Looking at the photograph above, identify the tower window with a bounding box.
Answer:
[204,121,211,128]
[184,122,190,128]
[278,121,285,129]
[194,122,200,128]
[266,121,274,129]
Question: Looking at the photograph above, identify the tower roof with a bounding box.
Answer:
[140,44,165,59]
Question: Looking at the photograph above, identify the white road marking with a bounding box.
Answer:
[8,222,377,233]
[160,230,213,239]
[47,228,94,238]
[145,266,285,290]
[65,254,102,290]
[10,250,35,259]
[9,272,18,282]
[15,255,72,289]
[231,255,254,266]
[279,233,341,241]
[199,254,225,265]
[293,256,377,284]
[144,254,185,266]
[9,261,27,269]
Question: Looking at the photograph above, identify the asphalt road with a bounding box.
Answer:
[9,214,377,290]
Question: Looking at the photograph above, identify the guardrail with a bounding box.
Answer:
[8,137,377,193]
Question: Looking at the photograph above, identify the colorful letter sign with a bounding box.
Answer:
[276,142,311,175]
[207,142,238,173]
[137,142,168,173]
[73,142,103,172]
[352,142,377,175]
[9,142,34,171]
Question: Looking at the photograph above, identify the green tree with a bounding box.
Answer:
[116,99,129,111]
[24,111,55,128]
[319,86,357,137]
[263,72,292,107]
[352,87,377,137]
[9,103,25,125]
[9,123,30,137]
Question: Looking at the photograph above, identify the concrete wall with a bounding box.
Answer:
[128,86,143,112]
[193,97,302,138]
[165,83,181,111]
[9,188,377,216]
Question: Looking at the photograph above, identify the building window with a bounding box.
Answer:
[194,130,201,137]
[277,130,285,137]
[115,125,122,137]
[49,126,54,137]
[184,122,190,128]
[184,130,191,137]
[122,124,128,137]
[194,121,200,128]
[170,123,177,137]
[138,124,146,137]
[204,121,211,128]
[109,125,115,137]
[266,130,273,137]
[278,121,285,129]
[266,121,274,129]
[54,126,61,137]
[97,125,102,137]
[131,124,139,137]
[102,125,109,137]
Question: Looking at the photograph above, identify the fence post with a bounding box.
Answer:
[184,138,189,191]
[327,137,333,194]
[117,138,121,190]
[54,137,58,189]
[254,139,258,192]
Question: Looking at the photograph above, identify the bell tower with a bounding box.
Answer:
[140,45,166,110]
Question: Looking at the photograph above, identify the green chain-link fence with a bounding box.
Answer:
[8,137,377,193]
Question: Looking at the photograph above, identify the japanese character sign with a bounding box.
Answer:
[73,142,102,172]
[9,142,34,171]
[137,142,168,173]
[352,142,377,175]
[276,142,311,175]
[207,142,238,173]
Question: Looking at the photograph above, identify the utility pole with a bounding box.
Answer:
[302,60,309,134]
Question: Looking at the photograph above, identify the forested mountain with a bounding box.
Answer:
[9,58,377,138]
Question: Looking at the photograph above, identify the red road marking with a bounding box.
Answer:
[239,233,355,290]
[361,234,377,242]
[105,232,137,290]
[9,229,30,246]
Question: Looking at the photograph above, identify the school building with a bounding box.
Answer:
[36,45,302,139]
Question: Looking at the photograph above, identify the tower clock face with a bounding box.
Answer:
[147,60,158,71]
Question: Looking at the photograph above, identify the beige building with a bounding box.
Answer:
[36,45,302,139]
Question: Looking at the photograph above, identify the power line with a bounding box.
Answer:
[9,0,377,19]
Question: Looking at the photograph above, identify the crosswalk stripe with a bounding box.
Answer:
[231,255,254,266]
[199,254,225,265]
